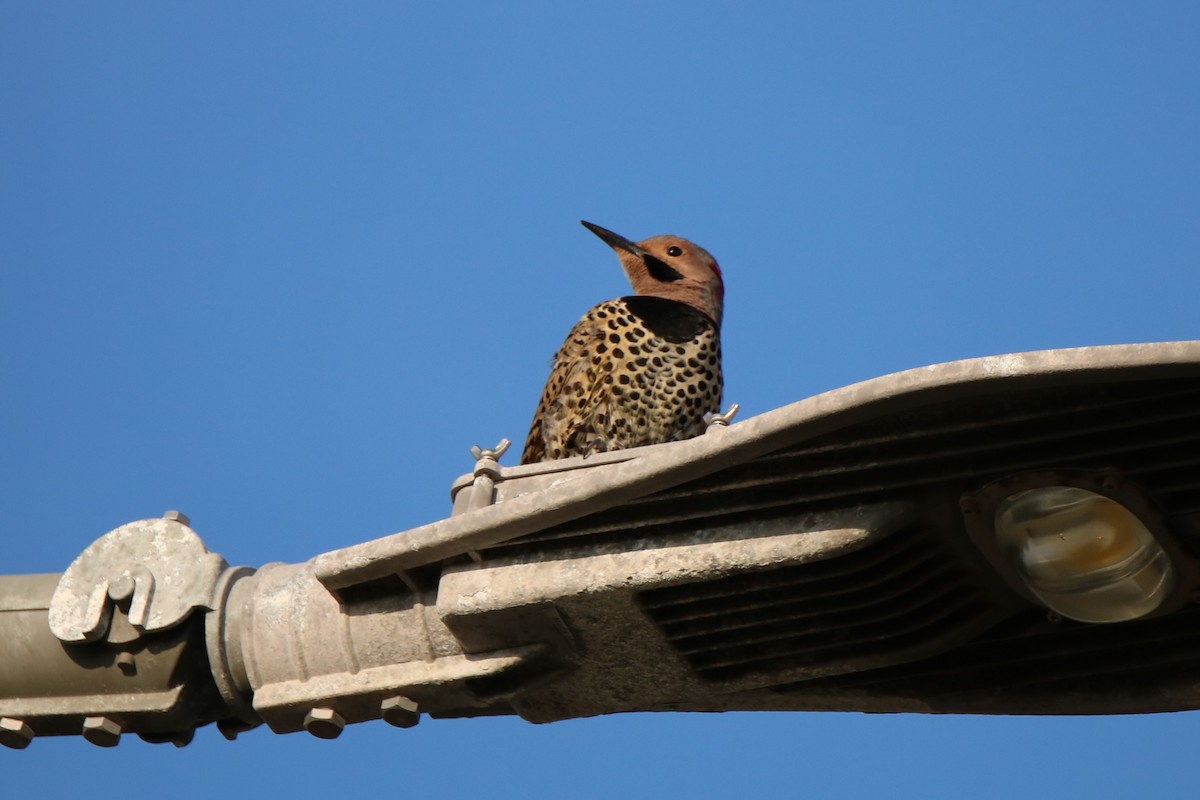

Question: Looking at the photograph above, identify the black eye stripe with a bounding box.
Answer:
[644,254,684,282]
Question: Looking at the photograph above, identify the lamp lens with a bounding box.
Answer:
[994,486,1174,623]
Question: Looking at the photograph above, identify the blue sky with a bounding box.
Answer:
[2,3,1199,796]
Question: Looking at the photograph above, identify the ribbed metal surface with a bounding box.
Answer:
[732,378,1200,520]
[638,526,998,683]
[485,374,1200,688]
[780,603,1200,699]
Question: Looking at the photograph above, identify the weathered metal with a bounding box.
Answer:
[2,341,1198,747]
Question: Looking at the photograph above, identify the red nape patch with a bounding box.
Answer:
[710,261,724,289]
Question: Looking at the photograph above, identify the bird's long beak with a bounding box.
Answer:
[581,220,644,257]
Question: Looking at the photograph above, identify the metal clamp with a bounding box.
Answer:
[49,512,227,643]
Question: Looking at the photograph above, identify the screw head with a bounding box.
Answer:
[304,707,345,740]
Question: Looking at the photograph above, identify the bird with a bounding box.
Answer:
[520,220,724,464]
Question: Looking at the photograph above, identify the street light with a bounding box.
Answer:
[2,340,1199,747]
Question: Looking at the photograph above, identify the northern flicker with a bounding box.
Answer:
[520,220,724,464]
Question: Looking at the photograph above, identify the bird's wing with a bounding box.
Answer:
[520,315,607,464]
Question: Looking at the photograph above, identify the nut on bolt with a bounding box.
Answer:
[304,707,346,740]
[82,716,122,748]
[0,717,34,750]
[704,403,740,430]
[381,695,421,728]
[470,438,511,463]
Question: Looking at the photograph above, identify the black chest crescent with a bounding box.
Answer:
[621,296,717,343]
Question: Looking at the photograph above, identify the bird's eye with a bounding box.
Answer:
[666,245,683,257]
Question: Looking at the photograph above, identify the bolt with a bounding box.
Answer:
[705,402,741,430]
[304,707,345,740]
[381,696,421,728]
[115,652,137,676]
[470,439,511,462]
[0,718,33,750]
[82,716,122,748]
[162,510,191,527]
[137,729,194,747]
[216,717,259,741]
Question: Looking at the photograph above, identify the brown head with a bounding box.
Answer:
[581,220,724,328]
